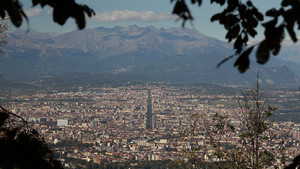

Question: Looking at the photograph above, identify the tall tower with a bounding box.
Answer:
[146,89,152,130]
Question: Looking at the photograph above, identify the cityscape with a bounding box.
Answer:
[3,81,300,168]
[2,1,300,168]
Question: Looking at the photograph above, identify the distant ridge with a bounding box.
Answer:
[1,25,299,86]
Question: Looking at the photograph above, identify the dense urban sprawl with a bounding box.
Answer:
[6,83,300,167]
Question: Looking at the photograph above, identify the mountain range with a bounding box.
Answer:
[2,25,300,86]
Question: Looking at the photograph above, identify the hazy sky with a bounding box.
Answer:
[9,0,282,41]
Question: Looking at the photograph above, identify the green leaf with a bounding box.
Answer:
[281,0,291,7]
[53,7,68,26]
[272,44,281,56]
[5,0,23,27]
[296,17,300,30]
[172,1,188,16]
[246,12,258,27]
[226,24,240,42]
[83,5,95,17]
[256,40,270,64]
[266,8,278,17]
[253,8,264,21]
[234,35,243,50]
[234,46,254,73]
[211,13,222,22]
[32,0,39,6]
[211,0,225,5]
[286,24,297,42]
[247,26,257,37]
[75,10,86,30]
[246,1,253,6]
[224,14,239,27]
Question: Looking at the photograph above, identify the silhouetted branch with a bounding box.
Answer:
[0,106,27,124]
[285,154,300,169]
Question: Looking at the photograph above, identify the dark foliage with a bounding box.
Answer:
[171,0,202,27]
[0,106,63,169]
[172,0,300,73]
[284,154,300,169]
[0,0,95,29]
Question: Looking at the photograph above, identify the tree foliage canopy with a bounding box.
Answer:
[171,0,300,73]
[0,106,63,169]
[1,0,95,29]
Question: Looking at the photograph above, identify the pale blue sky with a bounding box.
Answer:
[8,0,281,41]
